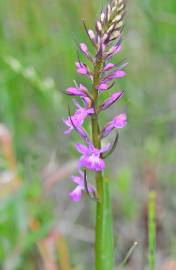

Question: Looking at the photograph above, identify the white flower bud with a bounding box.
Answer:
[107,4,111,21]
[112,14,122,23]
[88,29,95,40]
[107,25,114,34]
[100,12,106,23]
[96,20,103,33]
[111,30,120,40]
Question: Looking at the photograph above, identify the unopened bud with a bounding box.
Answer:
[100,12,106,23]
[88,29,95,41]
[96,21,103,33]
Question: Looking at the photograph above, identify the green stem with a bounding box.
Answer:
[148,190,156,270]
[91,56,114,270]
[95,175,114,270]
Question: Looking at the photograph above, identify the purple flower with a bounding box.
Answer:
[99,91,124,111]
[66,84,88,97]
[102,63,115,72]
[64,100,94,134]
[70,172,95,202]
[111,70,126,78]
[96,69,126,91]
[76,62,89,75]
[102,69,126,84]
[96,83,109,91]
[75,143,110,171]
[102,113,127,138]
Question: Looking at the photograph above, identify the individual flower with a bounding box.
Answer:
[75,143,110,171]
[106,43,122,59]
[109,70,126,79]
[102,113,127,138]
[96,67,126,91]
[66,84,88,97]
[102,63,115,72]
[99,91,124,112]
[96,83,109,91]
[64,101,94,134]
[101,69,126,84]
[76,62,89,75]
[70,172,95,202]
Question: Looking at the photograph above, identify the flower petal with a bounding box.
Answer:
[75,143,88,154]
[76,126,90,142]
[76,62,88,75]
[103,63,115,72]
[72,175,84,186]
[64,128,72,135]
[96,83,109,91]
[99,91,123,111]
[70,186,83,202]
[113,113,127,128]
[66,86,87,97]
[67,87,80,96]
[73,99,82,109]
[101,122,114,138]
[112,70,126,78]
[101,113,127,138]
[88,185,95,193]
[100,143,111,153]
[106,43,122,59]
[79,84,88,92]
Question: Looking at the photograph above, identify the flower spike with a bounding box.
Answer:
[64,0,127,203]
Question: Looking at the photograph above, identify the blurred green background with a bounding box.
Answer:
[0,0,176,269]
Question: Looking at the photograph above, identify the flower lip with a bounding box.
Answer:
[70,185,83,202]
[70,171,95,202]
[76,143,110,172]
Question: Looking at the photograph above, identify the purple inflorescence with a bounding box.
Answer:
[64,0,127,201]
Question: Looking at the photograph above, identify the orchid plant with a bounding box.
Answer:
[64,0,127,269]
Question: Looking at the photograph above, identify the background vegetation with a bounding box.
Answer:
[0,0,176,269]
